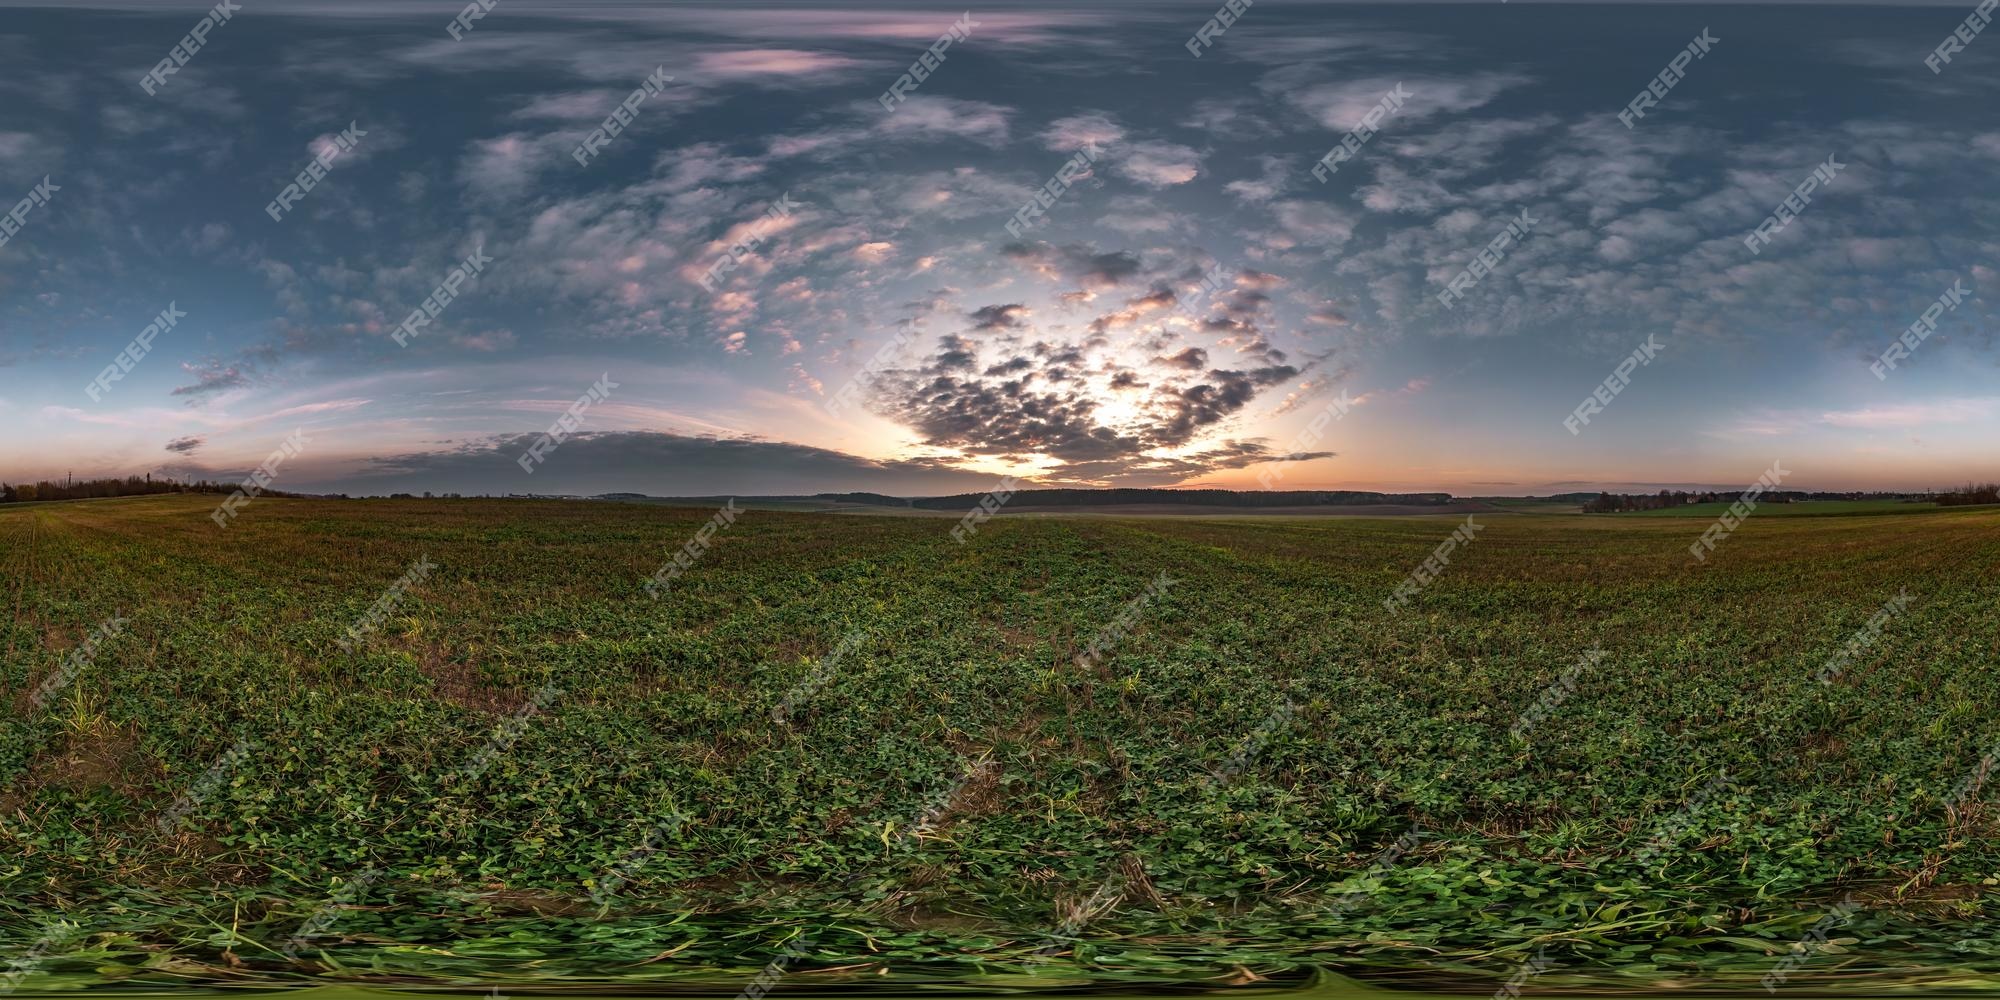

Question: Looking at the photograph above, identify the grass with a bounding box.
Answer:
[3,494,1999,992]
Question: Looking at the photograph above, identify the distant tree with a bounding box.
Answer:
[1938,482,2000,506]
[15,484,36,501]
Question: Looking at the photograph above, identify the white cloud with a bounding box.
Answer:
[1115,139,1202,188]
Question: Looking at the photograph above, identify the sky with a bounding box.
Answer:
[0,0,1995,497]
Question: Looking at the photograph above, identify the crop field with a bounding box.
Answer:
[4,494,2000,992]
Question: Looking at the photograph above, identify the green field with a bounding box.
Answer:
[4,494,2000,992]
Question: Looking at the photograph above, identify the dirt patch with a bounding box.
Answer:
[926,758,1006,831]
[417,649,529,714]
[5,723,162,805]
[994,623,1039,650]
[883,901,1001,934]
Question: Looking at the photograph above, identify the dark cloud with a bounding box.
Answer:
[164,435,205,454]
[968,303,1030,331]
[1001,241,1143,289]
[1148,366,1300,449]
[869,332,1305,482]
[347,431,996,497]
[170,361,249,399]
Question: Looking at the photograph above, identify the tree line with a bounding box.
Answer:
[0,474,236,503]
[1585,489,1966,512]
[1937,483,2000,506]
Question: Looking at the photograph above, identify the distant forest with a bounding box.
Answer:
[1583,489,1959,512]
[1937,483,2000,506]
[0,474,235,503]
[820,488,1460,510]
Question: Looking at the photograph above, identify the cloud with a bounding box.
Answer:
[458,130,578,199]
[164,435,205,454]
[1820,398,1998,429]
[1269,72,1529,131]
[771,96,1013,159]
[1115,139,1203,188]
[969,303,1030,330]
[355,430,996,496]
[693,48,863,81]
[1001,241,1143,289]
[171,361,251,399]
[1041,112,1126,151]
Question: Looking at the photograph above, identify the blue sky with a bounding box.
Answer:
[0,0,1994,496]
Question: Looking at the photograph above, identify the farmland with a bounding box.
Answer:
[3,494,2000,992]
